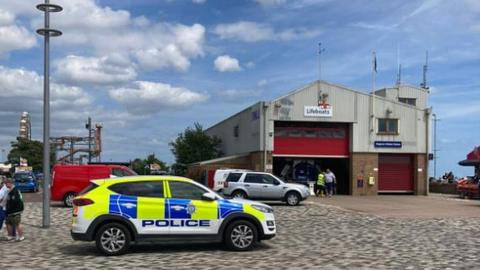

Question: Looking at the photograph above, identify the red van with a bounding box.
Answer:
[51,164,137,207]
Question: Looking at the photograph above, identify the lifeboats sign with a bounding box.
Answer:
[304,105,333,117]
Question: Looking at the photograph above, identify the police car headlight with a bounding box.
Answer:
[252,204,273,213]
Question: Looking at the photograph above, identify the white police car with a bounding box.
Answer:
[71,176,276,255]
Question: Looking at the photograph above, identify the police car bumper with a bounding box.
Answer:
[260,213,276,239]
[71,231,91,241]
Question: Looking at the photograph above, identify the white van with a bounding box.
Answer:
[212,169,250,192]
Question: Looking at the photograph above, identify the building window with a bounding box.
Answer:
[233,125,239,137]
[398,98,416,106]
[378,119,398,134]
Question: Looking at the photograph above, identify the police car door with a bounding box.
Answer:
[166,180,219,234]
[109,180,169,235]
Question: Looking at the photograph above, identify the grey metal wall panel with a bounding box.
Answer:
[205,102,262,156]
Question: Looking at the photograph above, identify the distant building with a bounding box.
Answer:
[18,111,31,140]
[188,80,431,196]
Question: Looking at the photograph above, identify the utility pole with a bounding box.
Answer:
[86,117,92,163]
[36,0,62,228]
[432,113,440,179]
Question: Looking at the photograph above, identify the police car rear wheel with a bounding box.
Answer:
[95,223,131,256]
[225,220,257,251]
[285,191,300,206]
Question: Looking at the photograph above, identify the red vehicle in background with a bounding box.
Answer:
[51,164,136,207]
[456,176,479,199]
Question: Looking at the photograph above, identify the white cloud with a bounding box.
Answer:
[213,21,320,42]
[254,0,286,7]
[192,0,206,3]
[0,9,36,56]
[28,0,206,72]
[109,81,209,114]
[214,55,242,72]
[55,55,137,85]
[257,79,268,86]
[0,9,14,26]
[245,61,255,68]
[218,89,261,98]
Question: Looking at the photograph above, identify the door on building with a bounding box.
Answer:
[378,154,414,193]
[272,157,350,195]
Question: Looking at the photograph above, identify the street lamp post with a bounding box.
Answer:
[36,0,62,228]
[432,113,440,179]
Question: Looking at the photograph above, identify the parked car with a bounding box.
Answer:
[210,169,250,192]
[13,171,39,193]
[223,171,310,206]
[456,176,479,199]
[51,164,137,207]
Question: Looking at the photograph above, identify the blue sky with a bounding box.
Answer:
[0,0,478,178]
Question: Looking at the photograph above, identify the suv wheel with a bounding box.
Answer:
[64,192,77,207]
[285,191,301,206]
[224,220,257,251]
[95,223,131,256]
[232,190,247,199]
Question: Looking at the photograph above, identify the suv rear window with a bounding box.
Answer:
[109,181,164,198]
[79,183,99,195]
[226,173,242,182]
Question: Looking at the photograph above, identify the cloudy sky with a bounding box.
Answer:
[0,0,478,177]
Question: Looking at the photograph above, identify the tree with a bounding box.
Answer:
[131,154,168,175]
[7,138,54,172]
[170,122,222,176]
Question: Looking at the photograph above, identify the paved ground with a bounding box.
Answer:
[2,195,480,269]
[317,194,480,218]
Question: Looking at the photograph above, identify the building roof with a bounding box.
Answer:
[458,146,480,166]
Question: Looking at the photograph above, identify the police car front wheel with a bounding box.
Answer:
[224,220,258,251]
[95,223,131,256]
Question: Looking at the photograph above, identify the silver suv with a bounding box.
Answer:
[222,172,310,206]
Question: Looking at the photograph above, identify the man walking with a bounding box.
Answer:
[324,168,336,197]
[5,178,24,241]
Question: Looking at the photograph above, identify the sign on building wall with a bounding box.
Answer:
[304,105,333,117]
[374,141,402,148]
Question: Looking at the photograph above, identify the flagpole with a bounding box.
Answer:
[371,51,377,147]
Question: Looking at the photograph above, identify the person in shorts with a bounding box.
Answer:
[5,178,24,241]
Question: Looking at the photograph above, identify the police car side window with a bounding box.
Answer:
[169,181,206,200]
[244,174,263,183]
[109,181,164,198]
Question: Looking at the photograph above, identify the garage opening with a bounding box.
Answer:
[378,154,414,193]
[273,157,350,195]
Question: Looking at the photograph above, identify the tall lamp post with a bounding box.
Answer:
[36,0,62,228]
[432,113,440,179]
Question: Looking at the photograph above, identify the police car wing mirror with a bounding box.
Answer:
[201,192,216,201]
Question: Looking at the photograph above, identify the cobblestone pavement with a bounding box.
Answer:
[2,199,480,270]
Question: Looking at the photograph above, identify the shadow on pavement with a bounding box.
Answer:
[59,241,272,256]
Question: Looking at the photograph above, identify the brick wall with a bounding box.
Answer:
[350,153,378,196]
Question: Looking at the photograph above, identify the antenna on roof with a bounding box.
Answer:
[318,42,325,82]
[396,44,401,86]
[420,50,429,90]
[396,64,402,86]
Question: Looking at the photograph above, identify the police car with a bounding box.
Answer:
[71,176,276,255]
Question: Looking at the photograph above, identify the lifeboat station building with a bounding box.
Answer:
[188,81,431,196]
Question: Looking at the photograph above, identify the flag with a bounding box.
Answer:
[373,51,377,73]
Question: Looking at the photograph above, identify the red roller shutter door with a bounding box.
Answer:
[378,154,413,192]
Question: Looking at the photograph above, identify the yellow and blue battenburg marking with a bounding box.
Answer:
[218,200,243,219]
[108,195,251,223]
[109,195,138,219]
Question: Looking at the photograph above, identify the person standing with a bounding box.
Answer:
[5,178,24,241]
[0,177,8,237]
[316,170,325,197]
[324,168,336,197]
